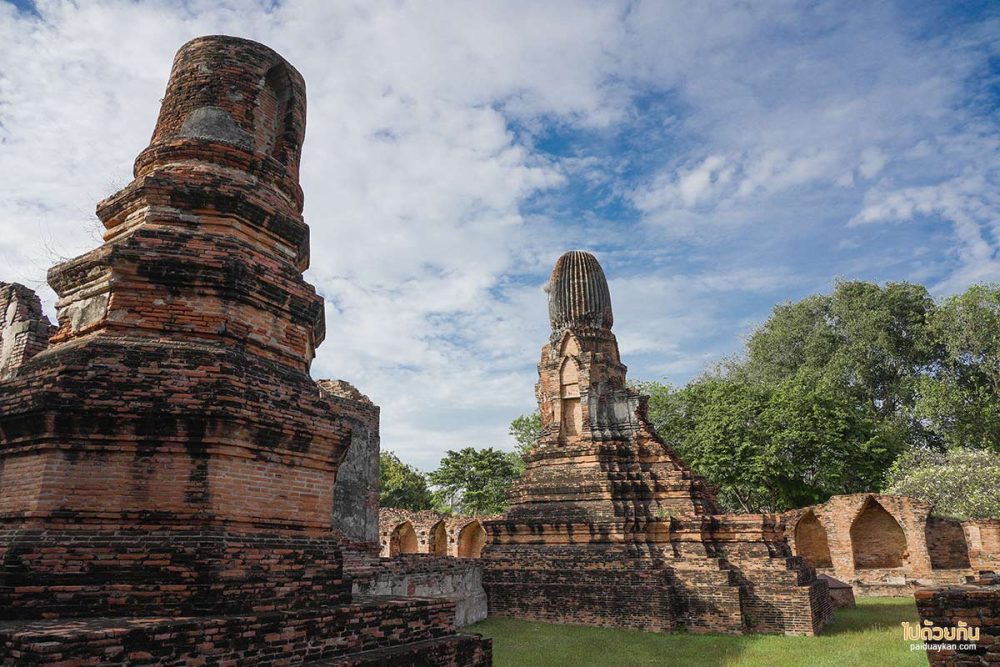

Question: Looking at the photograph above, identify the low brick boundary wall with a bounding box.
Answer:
[914,572,1000,666]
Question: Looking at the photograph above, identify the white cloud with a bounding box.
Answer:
[0,0,996,470]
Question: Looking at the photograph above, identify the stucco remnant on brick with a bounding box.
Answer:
[318,378,381,547]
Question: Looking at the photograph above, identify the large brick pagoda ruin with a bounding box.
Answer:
[0,35,490,666]
[481,250,833,635]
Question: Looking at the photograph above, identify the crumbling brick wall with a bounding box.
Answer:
[0,282,54,379]
[783,494,992,596]
[964,520,1000,573]
[914,572,1000,666]
[318,379,380,548]
[379,508,492,558]
[352,555,489,627]
[927,517,973,570]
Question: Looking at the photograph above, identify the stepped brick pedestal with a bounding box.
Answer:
[482,251,832,636]
[0,35,489,666]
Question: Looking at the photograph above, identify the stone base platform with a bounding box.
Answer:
[0,597,491,666]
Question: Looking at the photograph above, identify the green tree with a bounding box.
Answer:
[640,281,999,512]
[508,412,541,460]
[660,376,774,512]
[883,447,1000,519]
[916,284,1000,451]
[429,447,521,515]
[642,373,895,512]
[758,371,899,507]
[379,451,434,511]
[745,280,937,446]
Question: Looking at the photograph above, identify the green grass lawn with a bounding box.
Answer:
[469,597,927,667]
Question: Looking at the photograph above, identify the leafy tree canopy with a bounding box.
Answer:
[643,281,1000,512]
[508,412,541,460]
[916,285,1000,450]
[379,451,434,511]
[429,447,521,515]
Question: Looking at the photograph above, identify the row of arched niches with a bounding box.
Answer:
[378,510,490,559]
[787,494,999,579]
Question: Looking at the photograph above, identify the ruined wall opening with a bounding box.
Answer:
[255,64,293,161]
[389,521,418,557]
[795,511,833,568]
[429,520,448,556]
[925,517,971,569]
[558,357,582,442]
[851,498,907,569]
[457,521,486,558]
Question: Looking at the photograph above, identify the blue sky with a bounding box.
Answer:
[1,1,998,469]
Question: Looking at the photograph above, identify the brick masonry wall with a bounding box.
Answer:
[379,509,494,559]
[784,495,992,597]
[0,282,54,380]
[352,555,489,627]
[914,572,1000,666]
[928,518,973,570]
[0,597,491,666]
[320,380,381,546]
[964,520,1000,573]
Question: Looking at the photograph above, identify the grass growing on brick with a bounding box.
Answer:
[469,596,926,666]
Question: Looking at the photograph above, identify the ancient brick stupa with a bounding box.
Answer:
[482,251,832,635]
[0,35,489,665]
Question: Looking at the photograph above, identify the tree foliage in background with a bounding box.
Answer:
[379,451,434,511]
[883,448,1000,519]
[429,447,522,515]
[643,281,1000,512]
[508,412,541,461]
[916,285,1000,450]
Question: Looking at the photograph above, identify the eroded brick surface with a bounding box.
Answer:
[319,380,381,547]
[783,495,997,597]
[378,509,494,559]
[481,251,832,636]
[0,35,489,666]
[915,572,1000,666]
[0,282,54,380]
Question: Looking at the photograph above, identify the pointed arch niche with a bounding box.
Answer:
[457,521,487,558]
[389,521,418,557]
[429,520,449,556]
[795,511,833,568]
[255,64,293,161]
[556,334,583,442]
[850,498,907,569]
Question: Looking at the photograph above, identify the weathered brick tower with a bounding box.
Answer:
[0,35,489,665]
[482,250,832,635]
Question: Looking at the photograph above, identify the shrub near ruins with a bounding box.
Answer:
[884,448,1000,520]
